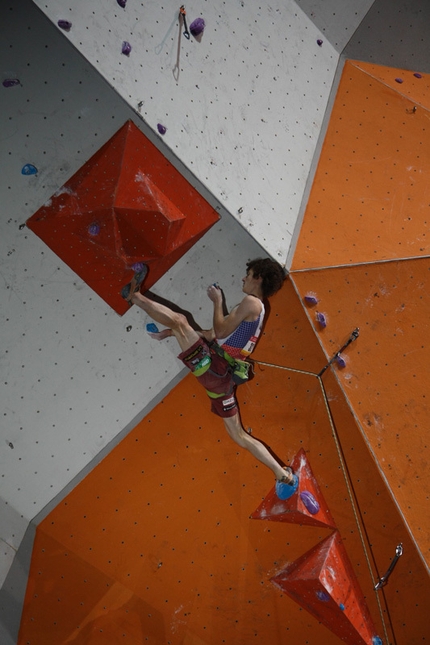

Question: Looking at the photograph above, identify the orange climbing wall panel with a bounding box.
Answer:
[292,61,430,269]
[26,120,220,315]
[287,58,430,642]
[19,282,430,644]
[292,261,430,567]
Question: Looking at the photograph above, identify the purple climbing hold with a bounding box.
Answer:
[395,77,403,84]
[58,19,72,31]
[336,354,346,368]
[316,590,330,602]
[304,292,318,306]
[300,490,320,515]
[122,41,132,56]
[413,72,423,79]
[3,78,20,88]
[21,164,38,175]
[132,262,145,272]
[190,17,206,37]
[117,0,127,7]
[316,311,327,328]
[88,223,100,236]
[157,123,167,135]
[317,39,323,46]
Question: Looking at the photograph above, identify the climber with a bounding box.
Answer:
[122,258,298,499]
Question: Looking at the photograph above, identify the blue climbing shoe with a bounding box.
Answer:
[121,266,148,302]
[275,467,299,500]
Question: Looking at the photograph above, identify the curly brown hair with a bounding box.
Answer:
[246,258,286,299]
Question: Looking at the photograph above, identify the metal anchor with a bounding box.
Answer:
[374,543,403,590]
[318,327,360,377]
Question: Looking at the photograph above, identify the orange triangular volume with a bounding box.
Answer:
[27,120,219,314]
[250,448,336,529]
[271,531,380,645]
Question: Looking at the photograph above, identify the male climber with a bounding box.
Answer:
[122,258,298,499]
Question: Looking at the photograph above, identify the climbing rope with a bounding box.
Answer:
[252,357,394,645]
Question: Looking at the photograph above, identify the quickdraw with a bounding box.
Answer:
[179,5,190,39]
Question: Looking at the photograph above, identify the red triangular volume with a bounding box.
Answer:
[250,448,337,529]
[26,121,220,315]
[271,531,380,645]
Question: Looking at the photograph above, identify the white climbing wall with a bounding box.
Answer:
[0,0,376,619]
[31,0,344,263]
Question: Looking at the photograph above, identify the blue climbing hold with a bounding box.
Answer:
[21,164,38,175]
[276,473,299,500]
[146,323,159,333]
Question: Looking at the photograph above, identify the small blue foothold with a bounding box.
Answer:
[21,164,38,175]
[275,474,299,500]
[339,603,345,611]
[146,323,159,333]
[372,637,383,645]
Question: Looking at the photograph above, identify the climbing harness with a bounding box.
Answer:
[209,341,253,386]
